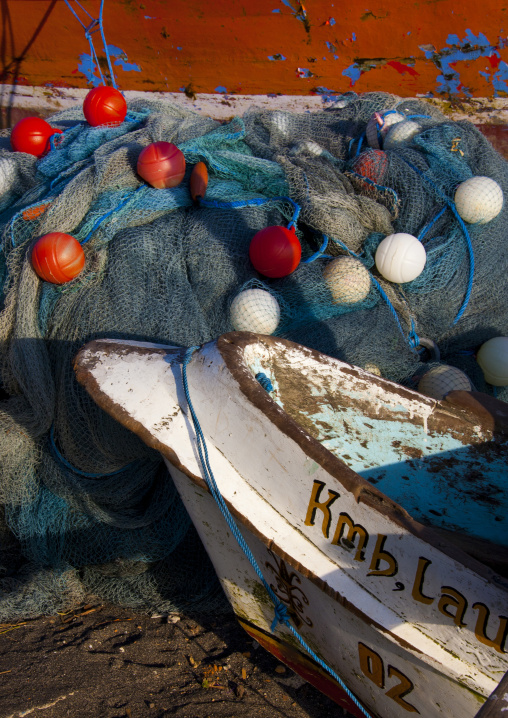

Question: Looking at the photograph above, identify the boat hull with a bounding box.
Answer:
[73,334,508,718]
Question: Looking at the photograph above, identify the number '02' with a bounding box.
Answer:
[358,643,419,713]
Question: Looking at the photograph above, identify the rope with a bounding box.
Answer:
[49,425,138,478]
[63,0,118,88]
[321,235,419,353]
[81,185,145,244]
[199,196,301,229]
[255,373,273,392]
[181,346,373,718]
[398,156,475,325]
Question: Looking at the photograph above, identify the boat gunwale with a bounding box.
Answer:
[216,332,508,587]
[73,334,508,590]
[73,338,428,652]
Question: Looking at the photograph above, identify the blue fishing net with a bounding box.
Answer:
[0,92,506,619]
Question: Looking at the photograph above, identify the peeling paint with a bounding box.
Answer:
[77,45,141,86]
[268,54,287,61]
[420,30,508,96]
[387,60,419,77]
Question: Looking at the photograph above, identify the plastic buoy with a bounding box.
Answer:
[476,337,508,386]
[10,117,62,157]
[249,225,301,279]
[83,86,127,127]
[375,233,426,284]
[32,232,85,284]
[454,176,503,225]
[230,289,280,334]
[190,162,208,201]
[137,142,186,189]
[323,257,371,304]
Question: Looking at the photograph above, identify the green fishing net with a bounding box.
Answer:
[0,92,506,620]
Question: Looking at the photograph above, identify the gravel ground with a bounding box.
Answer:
[0,604,353,718]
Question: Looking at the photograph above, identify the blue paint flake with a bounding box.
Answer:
[297,68,313,78]
[272,8,281,12]
[279,0,296,9]
[421,30,507,96]
[77,54,101,86]
[107,45,141,73]
[342,63,362,85]
[352,32,357,42]
[268,54,287,61]
[214,86,228,93]
[329,17,336,26]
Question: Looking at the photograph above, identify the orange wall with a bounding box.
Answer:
[2,0,508,97]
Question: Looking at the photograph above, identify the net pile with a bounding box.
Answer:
[0,92,506,620]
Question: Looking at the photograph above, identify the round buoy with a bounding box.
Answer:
[83,86,127,127]
[323,257,371,304]
[137,142,186,189]
[32,232,85,284]
[10,117,62,157]
[383,120,420,150]
[249,225,301,279]
[352,150,388,184]
[366,111,405,149]
[476,336,508,386]
[454,176,503,224]
[375,233,426,284]
[418,365,472,400]
[230,289,280,334]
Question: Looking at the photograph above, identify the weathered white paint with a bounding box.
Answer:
[3,84,508,124]
[76,336,508,718]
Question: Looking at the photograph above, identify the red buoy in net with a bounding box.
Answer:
[137,142,186,189]
[249,225,301,278]
[190,161,208,201]
[83,86,127,127]
[11,117,62,157]
[32,233,85,284]
[352,149,388,184]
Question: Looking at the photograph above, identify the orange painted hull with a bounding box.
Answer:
[2,0,508,98]
[238,618,371,718]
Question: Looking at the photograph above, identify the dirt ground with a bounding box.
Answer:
[0,603,353,718]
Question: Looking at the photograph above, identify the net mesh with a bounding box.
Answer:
[0,92,507,620]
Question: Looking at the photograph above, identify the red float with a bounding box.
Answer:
[31,232,85,284]
[10,117,62,157]
[83,86,127,127]
[137,142,186,189]
[190,161,208,202]
[352,149,388,184]
[249,225,301,278]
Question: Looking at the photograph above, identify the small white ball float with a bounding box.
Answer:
[375,233,426,284]
[454,176,503,225]
[230,288,281,335]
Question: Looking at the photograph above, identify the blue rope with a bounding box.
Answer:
[417,205,447,241]
[255,373,273,392]
[81,185,145,244]
[370,276,416,349]
[398,156,475,325]
[99,0,118,89]
[181,347,372,718]
[301,234,330,264]
[49,425,138,478]
[199,196,301,228]
[320,235,418,352]
[63,0,117,88]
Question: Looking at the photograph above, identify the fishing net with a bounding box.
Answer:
[0,91,507,620]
